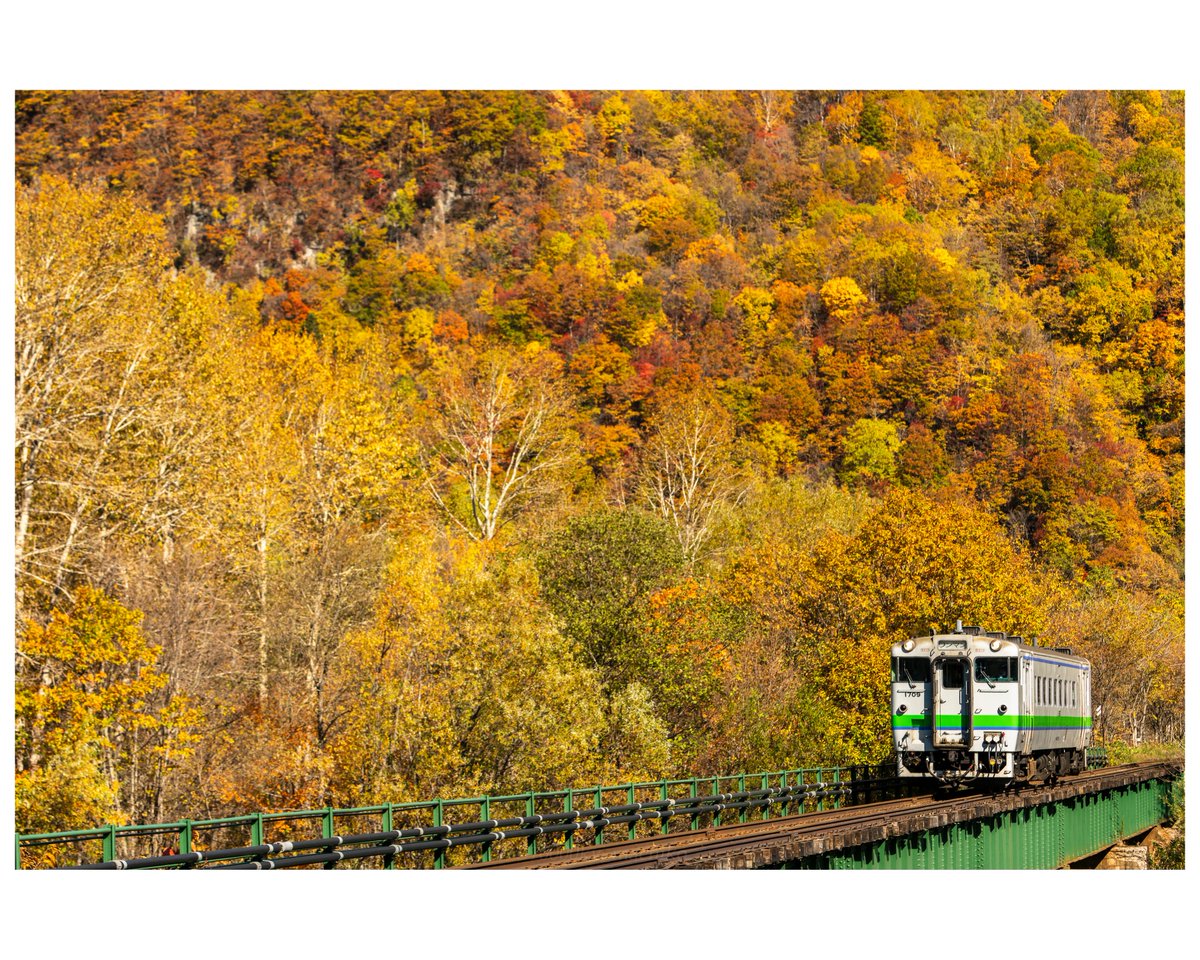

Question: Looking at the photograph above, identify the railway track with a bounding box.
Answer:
[461,763,1167,869]
[461,791,950,869]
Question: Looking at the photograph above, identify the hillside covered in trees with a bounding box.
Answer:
[14,90,1184,836]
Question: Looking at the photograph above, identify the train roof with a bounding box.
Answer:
[891,628,1090,666]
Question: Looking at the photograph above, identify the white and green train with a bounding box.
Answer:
[891,622,1092,784]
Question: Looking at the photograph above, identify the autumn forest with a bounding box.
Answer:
[13,90,1184,836]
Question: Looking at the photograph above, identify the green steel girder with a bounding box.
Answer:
[785,777,1172,869]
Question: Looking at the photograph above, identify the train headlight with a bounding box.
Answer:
[989,639,1002,651]
[901,639,915,652]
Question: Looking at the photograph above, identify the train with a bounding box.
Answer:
[891,621,1092,784]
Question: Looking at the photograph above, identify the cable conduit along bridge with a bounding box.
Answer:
[15,753,1179,870]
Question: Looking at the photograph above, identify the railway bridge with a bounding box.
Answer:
[16,757,1179,870]
[469,762,1179,869]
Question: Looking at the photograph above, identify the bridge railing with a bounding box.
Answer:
[18,750,1113,869]
[17,762,908,870]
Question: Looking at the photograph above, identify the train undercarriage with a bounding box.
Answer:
[902,747,1086,786]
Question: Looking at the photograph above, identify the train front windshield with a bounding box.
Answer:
[974,657,1018,683]
[891,657,930,684]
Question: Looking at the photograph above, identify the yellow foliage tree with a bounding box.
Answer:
[16,587,202,834]
[328,542,610,803]
[721,489,1051,767]
[819,276,868,317]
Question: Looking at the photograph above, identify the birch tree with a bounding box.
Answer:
[15,178,172,613]
[420,345,576,541]
[640,388,747,566]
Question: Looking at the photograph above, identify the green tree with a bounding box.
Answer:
[842,418,901,484]
[537,509,683,682]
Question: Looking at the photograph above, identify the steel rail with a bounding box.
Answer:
[459,762,1168,869]
[462,792,953,869]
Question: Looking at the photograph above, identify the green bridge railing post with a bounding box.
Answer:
[433,800,445,869]
[525,794,536,857]
[479,798,490,864]
[628,785,636,841]
[564,789,573,852]
[323,808,336,870]
[739,774,747,823]
[103,824,116,863]
[660,780,669,835]
[690,779,699,832]
[594,787,603,846]
[383,804,395,870]
[180,820,193,865]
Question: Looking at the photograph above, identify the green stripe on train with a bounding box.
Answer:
[892,714,1092,728]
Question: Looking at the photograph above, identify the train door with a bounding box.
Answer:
[1020,656,1033,753]
[932,656,970,747]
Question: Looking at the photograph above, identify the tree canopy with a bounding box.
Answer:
[14,90,1184,832]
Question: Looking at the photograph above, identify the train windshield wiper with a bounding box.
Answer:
[978,663,995,689]
[902,661,917,690]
